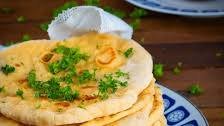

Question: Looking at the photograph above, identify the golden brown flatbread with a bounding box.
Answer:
[0,33,153,125]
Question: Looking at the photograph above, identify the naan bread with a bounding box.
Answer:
[79,79,155,126]
[0,33,153,126]
[0,84,166,126]
[107,87,165,126]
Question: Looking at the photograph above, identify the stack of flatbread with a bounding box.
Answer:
[0,33,166,126]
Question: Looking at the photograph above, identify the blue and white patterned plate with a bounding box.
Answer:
[158,83,209,126]
[126,0,224,17]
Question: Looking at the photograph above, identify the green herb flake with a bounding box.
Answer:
[98,70,128,100]
[1,64,15,75]
[49,46,88,74]
[129,19,141,30]
[153,64,164,79]
[173,67,181,75]
[27,70,80,102]
[63,67,77,84]
[84,0,100,6]
[115,70,129,79]
[35,103,41,109]
[16,89,24,99]
[124,48,134,58]
[17,16,26,23]
[78,70,95,84]
[53,1,77,18]
[103,6,126,19]
[0,7,14,14]
[39,22,49,32]
[22,34,31,42]
[0,86,5,93]
[188,84,203,95]
[130,8,148,19]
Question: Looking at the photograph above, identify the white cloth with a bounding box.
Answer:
[48,6,133,40]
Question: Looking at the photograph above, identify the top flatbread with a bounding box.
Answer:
[0,33,153,126]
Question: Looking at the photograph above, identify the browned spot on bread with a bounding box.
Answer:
[15,63,20,67]
[40,52,54,63]
[55,102,70,108]
[18,79,27,84]
[80,85,97,94]
[79,85,98,100]
[82,95,97,100]
[96,47,116,65]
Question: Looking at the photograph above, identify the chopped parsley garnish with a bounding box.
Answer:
[103,6,126,19]
[0,86,5,93]
[130,8,148,19]
[60,86,79,101]
[17,16,26,23]
[39,22,49,32]
[129,19,141,30]
[124,48,134,58]
[188,84,203,95]
[60,67,77,84]
[27,70,79,101]
[1,64,15,75]
[84,0,100,6]
[0,7,14,14]
[173,66,181,75]
[16,89,24,99]
[53,1,77,18]
[49,46,89,74]
[78,70,96,84]
[115,70,129,79]
[22,34,31,41]
[98,70,128,100]
[153,64,164,79]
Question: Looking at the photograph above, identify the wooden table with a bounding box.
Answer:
[0,0,224,125]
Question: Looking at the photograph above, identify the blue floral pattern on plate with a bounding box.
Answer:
[158,84,209,126]
[126,0,224,17]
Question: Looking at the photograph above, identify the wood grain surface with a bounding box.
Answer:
[0,0,224,125]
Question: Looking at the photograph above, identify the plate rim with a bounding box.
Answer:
[157,82,209,126]
[126,0,224,17]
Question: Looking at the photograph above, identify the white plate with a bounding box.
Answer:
[126,0,224,17]
[158,83,209,126]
